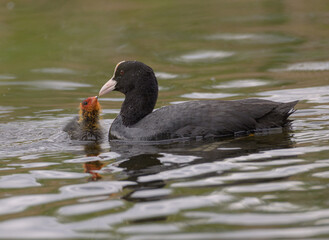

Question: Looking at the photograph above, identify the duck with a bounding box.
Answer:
[63,96,103,141]
[98,61,298,142]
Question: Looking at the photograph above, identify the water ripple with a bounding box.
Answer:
[272,61,329,71]
[173,50,235,63]
[256,202,301,212]
[0,80,92,90]
[0,174,41,189]
[130,189,172,199]
[8,162,59,169]
[58,200,124,216]
[257,85,329,103]
[226,146,329,162]
[126,226,329,240]
[225,181,304,193]
[30,170,88,179]
[64,152,120,163]
[172,162,329,188]
[155,72,181,80]
[31,67,78,74]
[212,79,268,89]
[158,153,200,164]
[313,171,329,178]
[139,162,237,183]
[0,216,106,239]
[0,74,16,80]
[204,33,298,44]
[118,223,180,234]
[228,197,263,210]
[0,181,134,215]
[59,181,134,198]
[185,209,329,225]
[69,193,233,231]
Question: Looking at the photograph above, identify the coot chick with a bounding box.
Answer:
[63,96,103,141]
[99,61,298,142]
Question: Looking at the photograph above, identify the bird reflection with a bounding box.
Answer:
[110,130,295,163]
[109,131,295,202]
[78,131,295,224]
[117,154,166,202]
[83,143,104,181]
[84,143,102,157]
[80,131,295,186]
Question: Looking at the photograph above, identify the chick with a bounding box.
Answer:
[63,96,103,141]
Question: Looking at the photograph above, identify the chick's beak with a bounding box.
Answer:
[99,78,117,96]
[92,96,98,104]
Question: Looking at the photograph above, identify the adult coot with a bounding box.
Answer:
[63,96,103,141]
[99,61,298,142]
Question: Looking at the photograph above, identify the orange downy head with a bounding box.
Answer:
[80,96,100,112]
[79,96,101,122]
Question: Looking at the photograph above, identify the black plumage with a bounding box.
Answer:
[98,61,298,142]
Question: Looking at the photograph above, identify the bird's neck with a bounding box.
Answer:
[121,88,158,126]
[79,110,101,130]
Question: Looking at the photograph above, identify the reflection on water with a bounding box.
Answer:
[0,0,329,239]
[212,79,268,89]
[204,33,299,44]
[0,80,92,90]
[257,86,329,103]
[31,67,78,74]
[0,74,16,80]
[83,143,104,181]
[173,50,235,63]
[272,61,329,71]
[155,72,181,80]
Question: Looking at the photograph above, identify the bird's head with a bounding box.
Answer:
[79,96,101,123]
[80,96,100,112]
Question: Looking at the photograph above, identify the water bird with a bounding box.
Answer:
[99,61,298,142]
[63,96,103,141]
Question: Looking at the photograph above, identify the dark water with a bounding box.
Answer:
[1,1,329,239]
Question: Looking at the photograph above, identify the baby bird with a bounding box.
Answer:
[63,96,103,141]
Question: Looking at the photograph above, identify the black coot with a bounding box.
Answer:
[99,61,298,141]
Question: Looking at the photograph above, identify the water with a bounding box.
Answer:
[1,1,329,239]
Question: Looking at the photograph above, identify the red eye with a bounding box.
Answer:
[120,70,124,76]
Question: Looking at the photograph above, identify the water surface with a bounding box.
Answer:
[0,1,329,239]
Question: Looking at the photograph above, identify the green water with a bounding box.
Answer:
[0,1,329,239]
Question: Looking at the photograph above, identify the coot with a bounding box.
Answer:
[99,61,298,141]
[63,96,103,141]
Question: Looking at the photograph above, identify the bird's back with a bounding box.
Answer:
[109,99,298,141]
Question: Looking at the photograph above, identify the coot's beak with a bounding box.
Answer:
[99,78,117,96]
